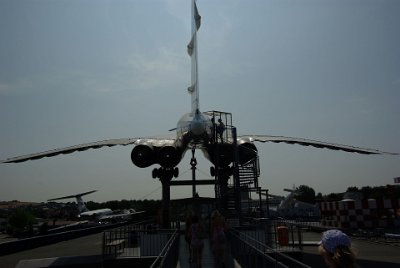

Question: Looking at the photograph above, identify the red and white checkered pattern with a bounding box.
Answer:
[319,198,400,229]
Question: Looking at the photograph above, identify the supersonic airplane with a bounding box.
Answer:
[1,0,397,181]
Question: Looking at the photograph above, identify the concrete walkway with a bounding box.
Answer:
[176,234,240,268]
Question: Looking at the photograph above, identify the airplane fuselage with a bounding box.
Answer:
[130,109,216,171]
[176,110,214,146]
[79,208,113,219]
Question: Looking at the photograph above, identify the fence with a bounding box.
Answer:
[149,229,180,268]
[103,223,180,267]
[0,221,128,256]
[229,219,312,268]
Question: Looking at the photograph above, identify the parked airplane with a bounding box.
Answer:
[47,190,144,221]
[99,209,145,222]
[0,0,397,182]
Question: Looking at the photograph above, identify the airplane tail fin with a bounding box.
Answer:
[76,196,89,213]
[48,190,97,213]
[187,0,201,113]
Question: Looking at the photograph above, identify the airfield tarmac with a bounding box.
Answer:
[0,230,399,268]
[0,234,18,244]
[0,232,102,268]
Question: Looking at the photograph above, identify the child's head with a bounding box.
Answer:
[318,229,356,268]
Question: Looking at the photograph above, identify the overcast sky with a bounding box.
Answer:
[1,0,399,203]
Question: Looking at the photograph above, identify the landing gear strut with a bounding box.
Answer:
[190,148,197,197]
[152,167,179,179]
[151,166,179,228]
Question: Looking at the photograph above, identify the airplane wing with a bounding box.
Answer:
[80,208,113,217]
[48,190,98,201]
[239,135,398,155]
[1,137,175,163]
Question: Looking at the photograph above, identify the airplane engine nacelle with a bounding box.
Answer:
[203,144,234,167]
[131,144,155,168]
[204,139,258,167]
[237,139,258,165]
[157,145,181,168]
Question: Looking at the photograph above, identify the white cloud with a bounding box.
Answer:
[126,47,189,92]
[162,0,190,24]
[0,83,11,94]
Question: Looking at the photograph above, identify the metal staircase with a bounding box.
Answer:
[207,110,268,223]
[238,157,260,187]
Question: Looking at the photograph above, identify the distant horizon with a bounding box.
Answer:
[2,182,399,204]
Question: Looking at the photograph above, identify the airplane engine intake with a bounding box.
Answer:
[131,144,155,168]
[203,144,234,167]
[238,141,258,165]
[157,145,181,168]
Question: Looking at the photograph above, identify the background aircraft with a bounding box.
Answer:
[48,190,144,221]
[2,2,396,201]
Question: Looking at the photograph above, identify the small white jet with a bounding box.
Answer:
[48,190,144,221]
[99,209,145,222]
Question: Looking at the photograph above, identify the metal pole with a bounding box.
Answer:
[190,148,197,197]
[160,170,173,228]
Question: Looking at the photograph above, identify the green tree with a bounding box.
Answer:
[295,185,316,204]
[369,187,385,199]
[360,186,373,199]
[7,209,36,237]
[326,192,344,200]
[346,186,359,192]
[8,209,35,229]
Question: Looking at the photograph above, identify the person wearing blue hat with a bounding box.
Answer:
[318,229,358,268]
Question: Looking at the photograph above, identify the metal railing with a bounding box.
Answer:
[102,221,150,258]
[228,219,312,268]
[103,226,177,257]
[244,219,305,250]
[149,229,180,268]
[0,221,129,256]
[102,221,180,267]
[228,228,312,268]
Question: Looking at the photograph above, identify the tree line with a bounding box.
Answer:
[295,184,400,204]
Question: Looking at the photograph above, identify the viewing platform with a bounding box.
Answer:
[176,234,240,268]
[1,220,400,268]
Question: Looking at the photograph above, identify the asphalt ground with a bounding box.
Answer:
[0,230,399,268]
[0,233,103,268]
[0,234,17,244]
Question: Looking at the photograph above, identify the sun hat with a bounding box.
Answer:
[319,229,351,253]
